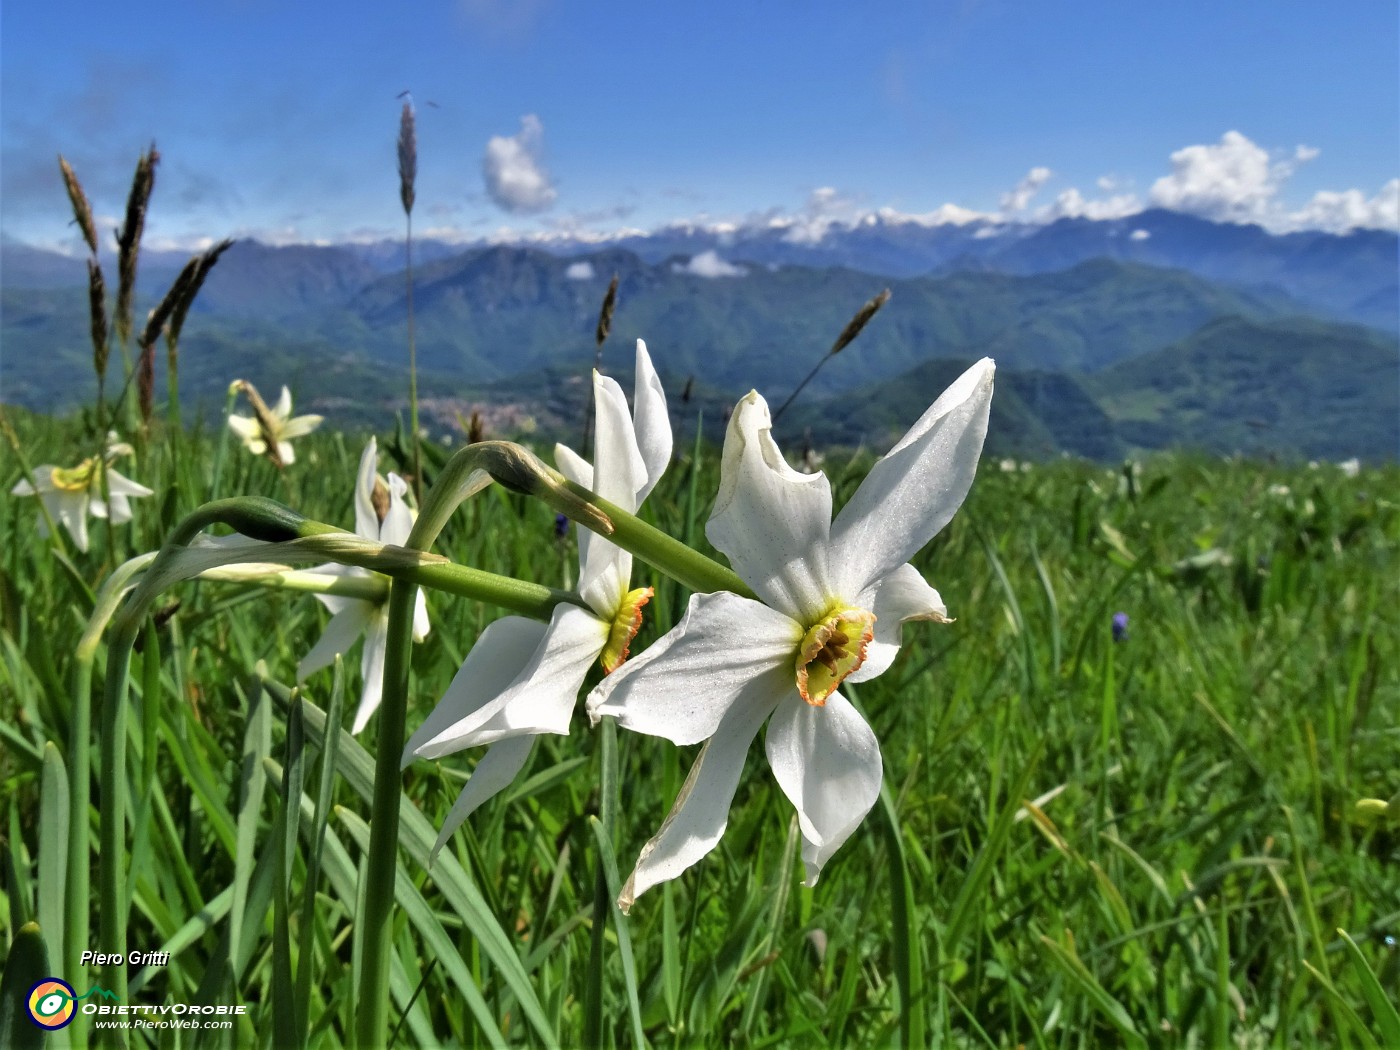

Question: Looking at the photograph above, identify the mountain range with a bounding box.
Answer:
[1,211,1396,461]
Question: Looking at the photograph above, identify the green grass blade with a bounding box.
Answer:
[878,783,926,1050]
[1301,960,1381,1050]
[1038,934,1146,1049]
[230,676,271,976]
[0,922,49,1050]
[287,686,560,1049]
[336,805,511,1050]
[271,700,305,1049]
[588,813,647,1050]
[130,886,233,995]
[942,744,1042,960]
[1336,928,1400,1045]
[37,742,69,970]
[296,656,344,1047]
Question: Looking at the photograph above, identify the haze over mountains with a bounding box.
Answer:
[2,211,1396,460]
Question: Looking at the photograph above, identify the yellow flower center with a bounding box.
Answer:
[50,458,100,493]
[795,608,875,706]
[600,586,654,674]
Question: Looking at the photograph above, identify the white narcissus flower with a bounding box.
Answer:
[228,383,323,466]
[404,340,671,854]
[10,434,153,552]
[587,358,995,909]
[297,437,430,733]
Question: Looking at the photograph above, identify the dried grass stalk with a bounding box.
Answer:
[595,273,619,347]
[168,238,233,347]
[137,336,156,423]
[829,288,891,357]
[772,287,893,422]
[398,102,417,216]
[143,261,196,350]
[87,260,109,381]
[114,144,160,345]
[59,156,98,256]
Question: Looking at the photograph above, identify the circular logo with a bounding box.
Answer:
[27,978,77,1030]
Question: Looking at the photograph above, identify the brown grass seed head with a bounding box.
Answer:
[398,102,417,216]
[168,239,234,347]
[58,155,98,256]
[595,274,619,346]
[115,144,160,344]
[829,287,891,357]
[87,260,109,378]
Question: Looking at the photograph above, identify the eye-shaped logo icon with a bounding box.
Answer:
[27,978,78,1030]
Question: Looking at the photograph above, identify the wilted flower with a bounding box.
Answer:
[1112,611,1129,643]
[404,340,671,853]
[11,434,152,552]
[228,381,323,467]
[297,438,429,733]
[587,358,994,909]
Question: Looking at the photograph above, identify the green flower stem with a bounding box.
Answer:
[66,657,93,1050]
[355,581,417,1048]
[98,612,138,1023]
[559,480,754,599]
[583,715,619,1048]
[424,439,753,599]
[68,551,154,1050]
[355,442,525,1048]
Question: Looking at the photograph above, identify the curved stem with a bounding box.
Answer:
[98,615,138,1025]
[424,439,752,599]
[355,438,510,1046]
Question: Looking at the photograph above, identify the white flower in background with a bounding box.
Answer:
[227,382,323,467]
[297,438,430,733]
[404,340,671,853]
[588,358,994,910]
[1339,458,1361,478]
[11,433,152,552]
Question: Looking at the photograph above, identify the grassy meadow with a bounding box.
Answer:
[1,401,1397,1048]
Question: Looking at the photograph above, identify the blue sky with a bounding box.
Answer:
[3,0,1396,251]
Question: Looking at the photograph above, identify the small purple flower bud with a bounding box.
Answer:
[1112,612,1129,643]
[554,513,569,539]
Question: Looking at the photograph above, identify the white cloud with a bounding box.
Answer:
[672,250,746,277]
[1000,167,1052,212]
[1144,131,1397,232]
[564,260,596,280]
[1039,188,1141,222]
[1129,228,1151,241]
[877,203,992,227]
[482,114,557,214]
[773,186,864,244]
[1285,178,1399,234]
[1148,130,1316,223]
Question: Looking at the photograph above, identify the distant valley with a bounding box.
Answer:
[1,212,1396,461]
